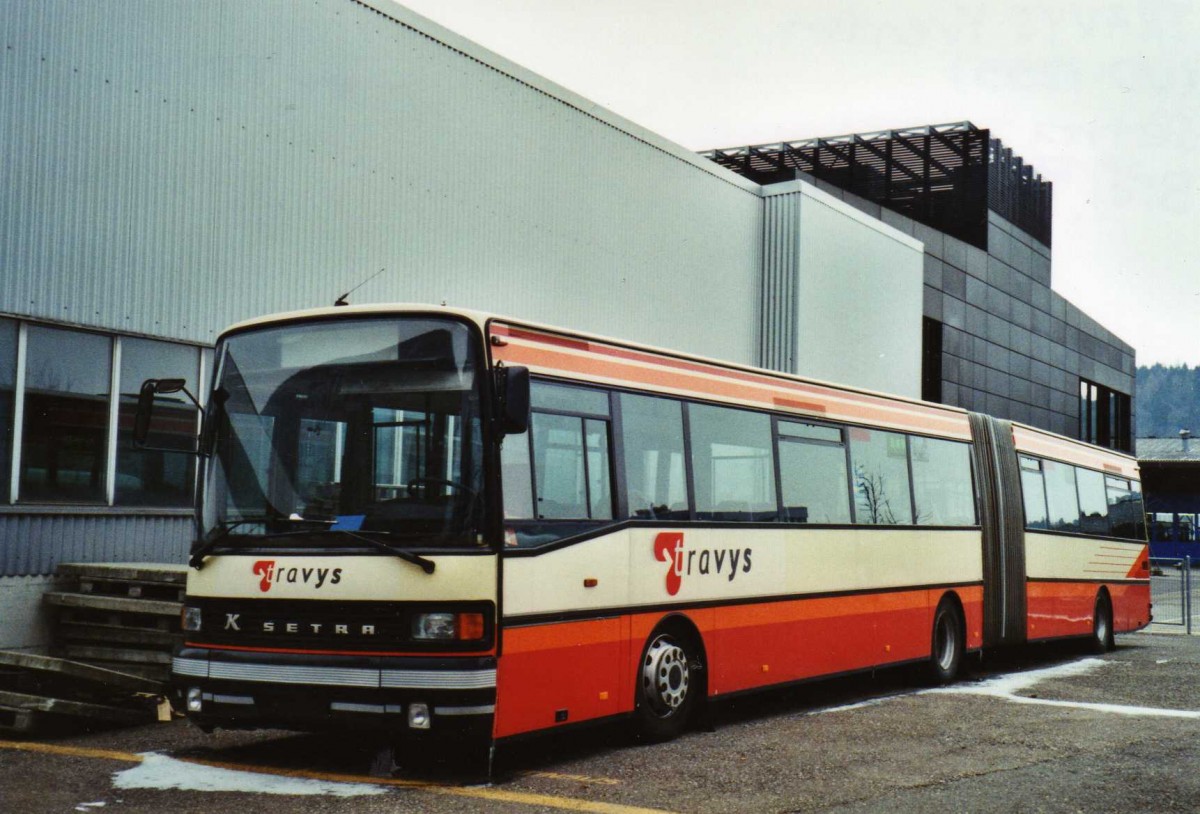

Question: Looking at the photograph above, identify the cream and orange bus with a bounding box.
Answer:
[143,304,1149,766]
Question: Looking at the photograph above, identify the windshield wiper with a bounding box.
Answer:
[321,533,439,576]
[227,527,438,575]
[189,515,336,569]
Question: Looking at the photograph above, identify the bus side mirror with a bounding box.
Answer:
[133,378,204,451]
[133,380,162,447]
[498,366,530,435]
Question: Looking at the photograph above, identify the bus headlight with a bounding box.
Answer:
[182,606,202,632]
[411,612,484,641]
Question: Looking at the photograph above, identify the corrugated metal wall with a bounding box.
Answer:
[0,514,192,576]
[759,193,799,373]
[0,0,761,361]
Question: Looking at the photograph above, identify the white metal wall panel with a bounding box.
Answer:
[0,0,761,362]
[762,182,925,398]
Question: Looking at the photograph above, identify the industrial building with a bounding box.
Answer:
[703,124,1135,450]
[0,0,1132,648]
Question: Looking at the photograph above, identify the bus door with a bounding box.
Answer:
[968,413,1027,647]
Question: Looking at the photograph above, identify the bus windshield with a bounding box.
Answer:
[199,316,486,550]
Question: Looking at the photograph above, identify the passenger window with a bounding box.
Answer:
[1106,476,1146,541]
[620,393,690,519]
[1076,468,1110,536]
[501,381,614,547]
[688,404,777,521]
[1019,456,1049,530]
[910,437,976,526]
[1042,459,1081,533]
[532,413,590,519]
[849,428,913,525]
[776,421,851,524]
[500,428,534,519]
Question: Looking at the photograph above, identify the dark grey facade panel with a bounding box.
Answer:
[924,254,944,288]
[0,513,191,577]
[942,266,966,300]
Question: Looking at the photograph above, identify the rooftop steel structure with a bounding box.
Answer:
[701,122,1052,249]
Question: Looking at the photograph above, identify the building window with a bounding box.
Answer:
[0,318,16,503]
[921,317,943,403]
[19,326,112,502]
[1079,378,1131,452]
[115,337,201,507]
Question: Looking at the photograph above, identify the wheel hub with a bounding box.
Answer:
[642,635,690,717]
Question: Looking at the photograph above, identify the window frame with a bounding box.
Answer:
[772,416,856,525]
[3,320,206,510]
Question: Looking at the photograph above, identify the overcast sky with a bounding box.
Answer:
[398,0,1199,367]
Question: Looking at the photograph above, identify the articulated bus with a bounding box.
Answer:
[153,304,1150,763]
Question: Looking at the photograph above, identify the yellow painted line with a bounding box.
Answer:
[522,769,622,786]
[0,740,671,814]
[0,740,145,764]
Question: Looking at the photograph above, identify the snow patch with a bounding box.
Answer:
[810,658,1200,720]
[930,658,1200,719]
[112,754,387,797]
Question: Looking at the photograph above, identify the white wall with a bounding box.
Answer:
[763,181,925,399]
[0,576,61,651]
[0,0,762,365]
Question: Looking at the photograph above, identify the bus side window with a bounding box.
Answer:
[1076,467,1110,536]
[1105,475,1146,541]
[849,427,913,525]
[775,420,851,524]
[1042,459,1081,533]
[688,403,778,522]
[501,381,614,547]
[910,436,976,526]
[1019,456,1049,530]
[618,393,689,520]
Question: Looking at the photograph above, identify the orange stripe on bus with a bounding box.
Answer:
[499,340,967,438]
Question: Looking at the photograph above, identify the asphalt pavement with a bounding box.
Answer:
[3,632,1200,813]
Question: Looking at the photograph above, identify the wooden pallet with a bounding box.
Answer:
[46,563,185,680]
[0,562,188,733]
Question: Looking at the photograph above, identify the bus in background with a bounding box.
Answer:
[141,304,1150,767]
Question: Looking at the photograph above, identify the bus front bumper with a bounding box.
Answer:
[171,647,496,739]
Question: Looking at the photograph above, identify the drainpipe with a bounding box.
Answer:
[1182,429,1192,455]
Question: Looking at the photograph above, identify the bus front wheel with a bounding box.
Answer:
[633,628,700,742]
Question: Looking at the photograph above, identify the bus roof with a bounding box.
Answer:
[219,303,1138,471]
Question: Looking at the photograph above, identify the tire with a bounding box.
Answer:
[633,628,701,742]
[927,599,964,684]
[1090,594,1115,653]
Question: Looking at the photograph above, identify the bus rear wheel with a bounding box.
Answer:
[1090,593,1115,653]
[927,599,963,684]
[633,628,700,742]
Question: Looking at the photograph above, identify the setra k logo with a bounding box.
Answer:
[654,532,684,596]
[253,560,275,593]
